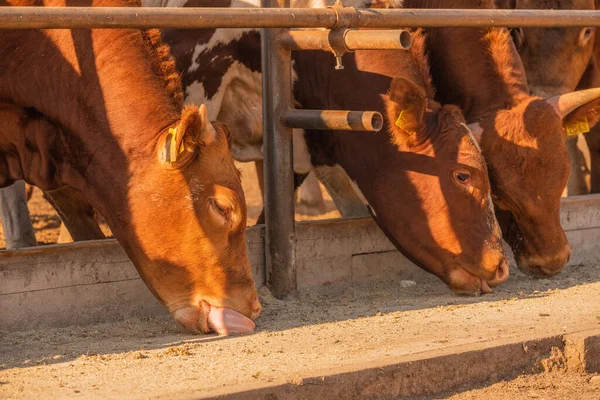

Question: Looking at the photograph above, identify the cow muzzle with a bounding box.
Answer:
[447,260,509,296]
[517,244,571,277]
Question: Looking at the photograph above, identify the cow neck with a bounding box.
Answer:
[0,0,182,165]
[426,27,529,121]
[0,13,182,239]
[0,28,181,175]
[404,0,530,121]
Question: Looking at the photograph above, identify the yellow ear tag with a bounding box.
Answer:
[166,127,186,163]
[395,110,415,136]
[564,117,590,137]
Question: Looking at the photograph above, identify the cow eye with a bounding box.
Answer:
[454,171,472,185]
[211,198,231,216]
[209,197,233,228]
[579,27,595,46]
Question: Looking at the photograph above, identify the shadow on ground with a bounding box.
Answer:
[1,259,598,372]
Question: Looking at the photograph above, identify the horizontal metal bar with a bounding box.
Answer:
[345,29,412,50]
[279,29,412,51]
[283,109,383,132]
[0,7,599,29]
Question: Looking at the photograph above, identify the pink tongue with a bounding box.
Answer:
[480,279,493,294]
[207,307,256,336]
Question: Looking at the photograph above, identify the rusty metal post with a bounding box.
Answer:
[283,109,384,132]
[261,0,296,299]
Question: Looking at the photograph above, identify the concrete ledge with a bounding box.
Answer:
[560,194,600,231]
[0,228,265,331]
[564,331,600,373]
[1,194,599,332]
[197,329,600,400]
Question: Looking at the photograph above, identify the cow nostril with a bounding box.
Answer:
[496,260,508,281]
[488,258,509,287]
[251,296,262,313]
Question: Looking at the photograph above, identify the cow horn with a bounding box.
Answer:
[546,88,600,120]
[198,104,216,145]
[466,122,483,144]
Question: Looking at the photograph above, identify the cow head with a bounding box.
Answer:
[495,0,598,98]
[0,101,260,335]
[379,78,508,295]
[123,105,261,334]
[468,88,600,277]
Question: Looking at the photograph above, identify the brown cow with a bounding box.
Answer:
[404,0,600,277]
[495,0,600,195]
[0,0,260,334]
[577,37,600,193]
[294,32,509,295]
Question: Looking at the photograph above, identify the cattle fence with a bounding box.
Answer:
[3,4,600,300]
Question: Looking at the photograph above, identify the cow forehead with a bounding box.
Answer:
[455,134,488,171]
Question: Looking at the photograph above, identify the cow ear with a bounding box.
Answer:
[158,104,217,168]
[384,77,426,147]
[180,104,217,147]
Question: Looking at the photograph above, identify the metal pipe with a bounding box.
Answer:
[345,29,412,50]
[279,30,331,52]
[284,110,383,132]
[261,0,297,299]
[279,29,412,51]
[0,7,599,29]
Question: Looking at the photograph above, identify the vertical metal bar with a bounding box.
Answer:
[261,0,296,298]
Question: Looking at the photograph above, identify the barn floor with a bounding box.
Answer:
[1,260,599,399]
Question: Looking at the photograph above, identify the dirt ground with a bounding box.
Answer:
[0,161,341,248]
[1,259,599,399]
[440,372,600,400]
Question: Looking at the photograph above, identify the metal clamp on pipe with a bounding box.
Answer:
[278,29,412,52]
[328,28,349,70]
[327,0,349,69]
[283,109,383,132]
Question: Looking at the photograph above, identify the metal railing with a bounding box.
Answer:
[2,5,599,298]
[0,7,599,29]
